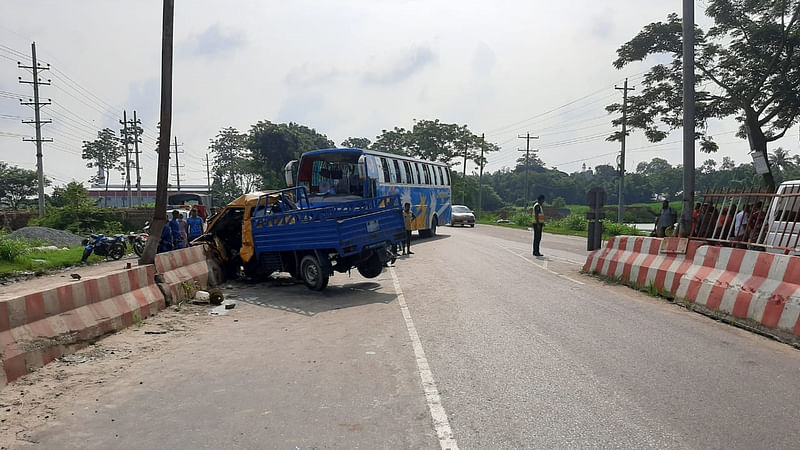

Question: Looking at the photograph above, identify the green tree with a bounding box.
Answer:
[208,127,262,202]
[608,2,800,191]
[0,162,49,210]
[247,121,334,187]
[81,128,124,205]
[769,147,796,172]
[340,137,372,149]
[49,181,96,210]
[373,119,499,169]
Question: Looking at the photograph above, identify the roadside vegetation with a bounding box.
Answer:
[478,212,643,239]
[0,234,100,278]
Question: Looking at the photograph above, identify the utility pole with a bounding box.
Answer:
[461,141,468,204]
[140,0,174,265]
[205,153,213,208]
[681,0,696,237]
[615,78,635,223]
[131,111,143,207]
[478,133,485,218]
[172,136,184,191]
[18,42,52,218]
[518,133,538,208]
[120,110,132,207]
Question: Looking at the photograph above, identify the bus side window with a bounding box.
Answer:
[444,167,451,186]
[422,164,431,185]
[437,166,445,186]
[380,158,391,183]
[392,159,404,183]
[403,161,413,184]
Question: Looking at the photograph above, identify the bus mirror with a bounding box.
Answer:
[284,160,298,187]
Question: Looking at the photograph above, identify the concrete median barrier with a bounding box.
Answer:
[154,245,225,305]
[675,246,800,345]
[1,265,165,389]
[585,236,800,346]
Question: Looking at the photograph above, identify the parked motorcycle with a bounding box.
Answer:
[128,222,150,257]
[81,234,126,262]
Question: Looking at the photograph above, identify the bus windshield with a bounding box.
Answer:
[297,151,364,201]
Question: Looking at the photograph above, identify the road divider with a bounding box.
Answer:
[584,236,800,346]
[154,245,225,305]
[1,265,165,389]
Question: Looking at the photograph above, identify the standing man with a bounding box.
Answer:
[402,202,416,255]
[658,200,677,237]
[532,194,545,257]
[186,209,205,244]
[169,210,184,249]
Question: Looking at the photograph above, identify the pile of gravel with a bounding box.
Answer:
[8,226,85,248]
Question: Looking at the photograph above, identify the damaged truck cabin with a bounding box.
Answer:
[198,186,406,290]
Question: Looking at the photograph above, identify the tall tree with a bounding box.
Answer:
[340,137,372,149]
[208,127,262,200]
[248,121,334,187]
[0,162,50,210]
[81,128,124,206]
[608,2,800,191]
[373,119,499,169]
[769,147,796,171]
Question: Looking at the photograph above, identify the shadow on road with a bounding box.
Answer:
[235,279,396,316]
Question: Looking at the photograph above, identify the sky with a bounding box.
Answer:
[1,0,798,190]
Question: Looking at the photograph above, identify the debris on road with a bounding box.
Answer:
[209,300,236,316]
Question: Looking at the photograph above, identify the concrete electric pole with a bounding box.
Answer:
[615,78,635,223]
[18,42,52,218]
[681,0,696,237]
[131,111,143,206]
[205,153,212,208]
[120,111,133,207]
[478,133,485,218]
[518,133,539,208]
[172,136,184,191]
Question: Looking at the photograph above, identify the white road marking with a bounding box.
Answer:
[502,246,586,285]
[389,267,459,450]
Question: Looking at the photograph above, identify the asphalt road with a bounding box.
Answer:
[21,226,800,449]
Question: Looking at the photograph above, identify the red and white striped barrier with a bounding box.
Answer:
[585,236,800,344]
[676,246,800,343]
[584,236,706,291]
[154,245,225,305]
[1,265,165,389]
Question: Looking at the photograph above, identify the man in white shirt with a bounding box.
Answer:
[734,205,749,240]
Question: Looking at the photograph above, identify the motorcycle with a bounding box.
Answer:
[128,222,150,257]
[81,233,127,263]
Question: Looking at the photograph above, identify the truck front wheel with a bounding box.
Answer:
[357,253,383,279]
[300,255,329,291]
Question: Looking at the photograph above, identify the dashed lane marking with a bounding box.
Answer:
[389,267,459,450]
[502,246,586,285]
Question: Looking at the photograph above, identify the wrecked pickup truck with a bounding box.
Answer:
[195,186,406,290]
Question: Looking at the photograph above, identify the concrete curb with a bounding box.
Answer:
[584,236,800,346]
[0,265,165,390]
[154,245,225,305]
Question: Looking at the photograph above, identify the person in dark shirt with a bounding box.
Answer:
[186,209,204,243]
[169,210,184,249]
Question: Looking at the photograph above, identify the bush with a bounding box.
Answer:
[511,212,533,227]
[601,220,642,236]
[551,197,567,208]
[0,236,30,262]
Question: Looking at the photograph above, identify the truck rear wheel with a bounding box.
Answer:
[300,255,329,291]
[357,254,383,278]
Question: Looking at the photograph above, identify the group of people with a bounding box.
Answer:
[691,201,765,242]
[654,199,766,243]
[158,208,206,253]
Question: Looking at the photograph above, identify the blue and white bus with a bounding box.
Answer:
[284,148,452,236]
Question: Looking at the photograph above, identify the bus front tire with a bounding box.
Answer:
[300,255,329,291]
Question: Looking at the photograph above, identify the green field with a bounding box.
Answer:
[0,239,103,278]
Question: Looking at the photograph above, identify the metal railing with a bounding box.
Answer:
[694,184,800,254]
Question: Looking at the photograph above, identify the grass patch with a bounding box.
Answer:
[0,246,101,277]
[479,214,645,239]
